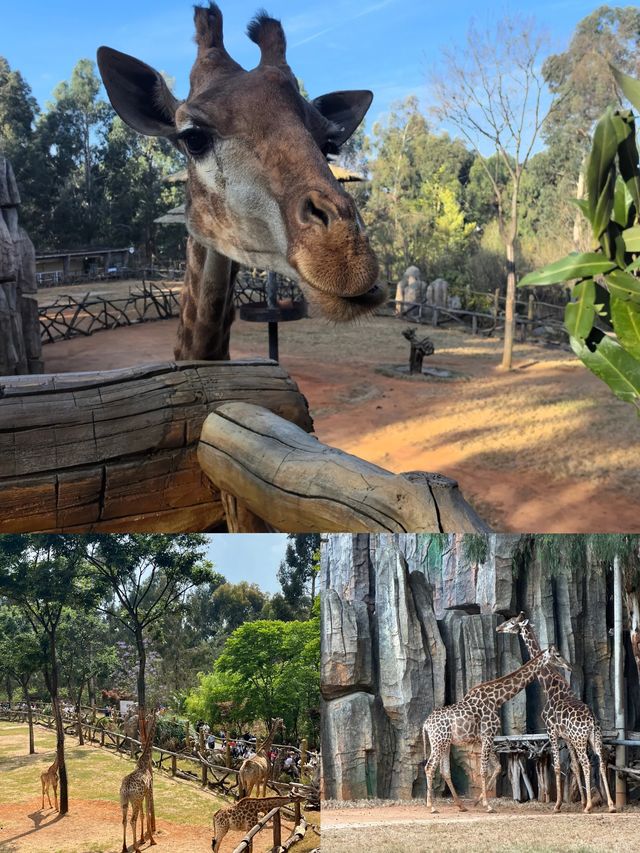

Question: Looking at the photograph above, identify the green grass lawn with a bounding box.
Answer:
[0,721,225,826]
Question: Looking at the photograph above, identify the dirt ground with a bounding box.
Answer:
[39,282,640,533]
[321,800,640,852]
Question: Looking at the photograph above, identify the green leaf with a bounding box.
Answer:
[626,257,640,273]
[518,253,616,287]
[611,65,640,114]
[616,114,640,215]
[586,110,623,238]
[611,297,640,359]
[622,225,640,252]
[571,332,640,405]
[564,280,596,340]
[570,198,590,217]
[612,175,633,227]
[604,268,640,301]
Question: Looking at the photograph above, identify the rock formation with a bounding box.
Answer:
[321,534,639,801]
[0,157,42,375]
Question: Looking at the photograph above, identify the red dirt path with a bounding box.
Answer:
[41,311,640,533]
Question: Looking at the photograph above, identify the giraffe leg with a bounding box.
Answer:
[549,731,563,813]
[122,804,129,853]
[479,737,495,812]
[146,789,157,846]
[138,798,145,845]
[592,732,616,813]
[567,742,585,807]
[440,750,466,812]
[131,803,140,851]
[576,746,593,814]
[41,777,45,810]
[425,744,443,813]
[52,777,58,812]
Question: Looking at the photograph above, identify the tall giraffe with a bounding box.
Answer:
[212,793,304,852]
[238,717,283,798]
[40,753,59,811]
[97,3,383,362]
[497,612,616,813]
[423,646,571,813]
[119,714,157,852]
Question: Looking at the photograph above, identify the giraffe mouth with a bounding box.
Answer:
[304,282,387,322]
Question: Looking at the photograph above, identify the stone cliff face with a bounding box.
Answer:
[321,533,640,800]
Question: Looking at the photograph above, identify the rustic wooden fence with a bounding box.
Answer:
[1,710,316,804]
[230,799,308,853]
[38,283,181,344]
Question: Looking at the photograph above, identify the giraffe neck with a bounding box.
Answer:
[174,236,237,361]
[137,726,155,770]
[519,622,570,697]
[259,721,279,756]
[470,650,548,708]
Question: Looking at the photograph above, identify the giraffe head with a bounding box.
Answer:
[97,3,383,323]
[496,611,529,635]
[539,645,572,672]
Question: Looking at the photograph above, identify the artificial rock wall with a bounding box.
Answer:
[320,533,639,800]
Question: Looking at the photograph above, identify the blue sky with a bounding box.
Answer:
[204,534,287,593]
[2,1,626,134]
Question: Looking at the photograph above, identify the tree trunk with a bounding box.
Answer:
[573,165,587,251]
[45,635,68,815]
[76,683,84,746]
[614,555,627,808]
[500,238,517,370]
[21,677,35,755]
[135,626,156,832]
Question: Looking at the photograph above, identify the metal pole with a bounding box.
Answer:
[614,554,627,809]
[268,322,279,362]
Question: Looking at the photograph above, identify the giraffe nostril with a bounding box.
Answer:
[297,192,339,229]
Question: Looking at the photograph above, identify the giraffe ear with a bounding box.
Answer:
[97,46,179,137]
[311,90,373,147]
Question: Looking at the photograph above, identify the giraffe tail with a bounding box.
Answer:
[422,722,431,765]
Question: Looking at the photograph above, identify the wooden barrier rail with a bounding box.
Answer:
[1,711,314,802]
[0,360,488,533]
[231,801,307,853]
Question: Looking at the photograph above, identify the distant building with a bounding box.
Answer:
[35,246,134,285]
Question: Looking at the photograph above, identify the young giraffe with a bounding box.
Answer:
[238,717,283,798]
[423,646,571,813]
[497,612,616,813]
[40,753,59,811]
[119,715,157,852]
[98,3,384,362]
[212,794,304,852]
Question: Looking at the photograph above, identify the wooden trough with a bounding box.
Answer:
[0,359,488,533]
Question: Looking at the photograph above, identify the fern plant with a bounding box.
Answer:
[519,67,640,410]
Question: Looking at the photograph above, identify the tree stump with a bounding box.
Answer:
[402,327,434,374]
[0,157,42,375]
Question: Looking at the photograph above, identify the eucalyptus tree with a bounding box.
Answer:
[0,535,99,814]
[431,16,556,369]
[0,603,44,754]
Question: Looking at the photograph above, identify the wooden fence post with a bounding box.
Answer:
[202,762,208,788]
[171,754,177,776]
[273,810,281,848]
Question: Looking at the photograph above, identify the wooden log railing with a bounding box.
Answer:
[231,801,307,853]
[0,360,311,533]
[198,402,488,532]
[0,359,487,533]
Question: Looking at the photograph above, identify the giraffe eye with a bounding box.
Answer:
[180,128,211,157]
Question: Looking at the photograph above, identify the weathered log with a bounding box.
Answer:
[0,360,312,532]
[198,402,488,533]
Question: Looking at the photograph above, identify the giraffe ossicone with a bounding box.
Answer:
[97,3,384,362]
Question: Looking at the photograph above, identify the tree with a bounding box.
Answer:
[187,618,320,744]
[57,610,117,743]
[543,6,640,248]
[209,581,267,632]
[277,534,321,617]
[431,16,555,369]
[0,604,44,754]
[0,535,97,814]
[83,534,212,715]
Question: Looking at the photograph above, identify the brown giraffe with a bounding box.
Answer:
[212,793,304,852]
[238,717,283,798]
[97,3,383,362]
[422,646,571,814]
[40,753,59,811]
[497,612,616,813]
[119,714,157,852]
